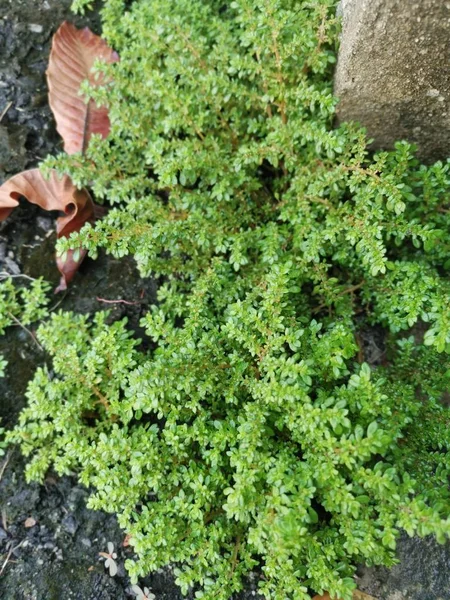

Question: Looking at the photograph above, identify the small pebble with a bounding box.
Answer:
[28,24,43,34]
[4,256,20,275]
[62,514,78,535]
[36,217,53,231]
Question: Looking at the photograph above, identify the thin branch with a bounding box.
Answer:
[0,272,35,282]
[271,29,287,125]
[7,312,44,351]
[313,280,366,314]
[230,535,241,577]
[96,297,141,306]
[48,292,67,313]
[0,540,24,577]
[81,100,91,155]
[0,450,12,483]
[0,101,12,123]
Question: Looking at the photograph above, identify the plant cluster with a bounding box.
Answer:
[0,277,50,335]
[4,0,450,599]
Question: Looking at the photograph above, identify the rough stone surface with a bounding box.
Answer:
[334,0,450,162]
[357,534,450,600]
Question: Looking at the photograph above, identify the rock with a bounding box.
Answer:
[43,542,55,550]
[28,24,44,34]
[357,533,450,600]
[334,0,450,162]
[36,217,53,233]
[61,514,78,536]
[4,257,20,275]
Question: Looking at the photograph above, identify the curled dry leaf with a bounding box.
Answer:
[47,21,119,155]
[312,591,377,600]
[353,592,377,600]
[0,169,94,292]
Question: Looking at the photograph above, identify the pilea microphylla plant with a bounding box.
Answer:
[3,0,450,599]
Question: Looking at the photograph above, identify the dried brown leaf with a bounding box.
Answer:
[353,592,377,600]
[312,591,377,600]
[47,21,119,155]
[0,169,94,291]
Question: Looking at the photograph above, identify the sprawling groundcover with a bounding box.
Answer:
[4,0,450,598]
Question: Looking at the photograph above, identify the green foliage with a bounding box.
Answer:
[0,354,7,378]
[8,0,450,598]
[0,277,51,334]
[0,277,50,457]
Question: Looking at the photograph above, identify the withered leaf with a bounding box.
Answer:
[47,21,119,155]
[312,591,377,600]
[0,169,94,291]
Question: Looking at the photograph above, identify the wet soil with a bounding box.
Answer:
[0,1,449,599]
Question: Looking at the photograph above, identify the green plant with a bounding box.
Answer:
[0,276,50,457]
[0,354,7,379]
[99,542,119,576]
[0,277,50,335]
[6,0,450,599]
[131,585,156,600]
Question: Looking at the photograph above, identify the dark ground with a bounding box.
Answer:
[0,1,449,599]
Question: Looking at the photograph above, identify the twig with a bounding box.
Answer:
[7,312,44,351]
[48,292,67,313]
[0,102,12,123]
[82,100,91,155]
[271,29,287,125]
[0,540,24,577]
[1,509,7,532]
[0,272,35,282]
[0,450,12,483]
[96,297,141,306]
[355,332,364,364]
[313,280,366,314]
[230,535,241,576]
